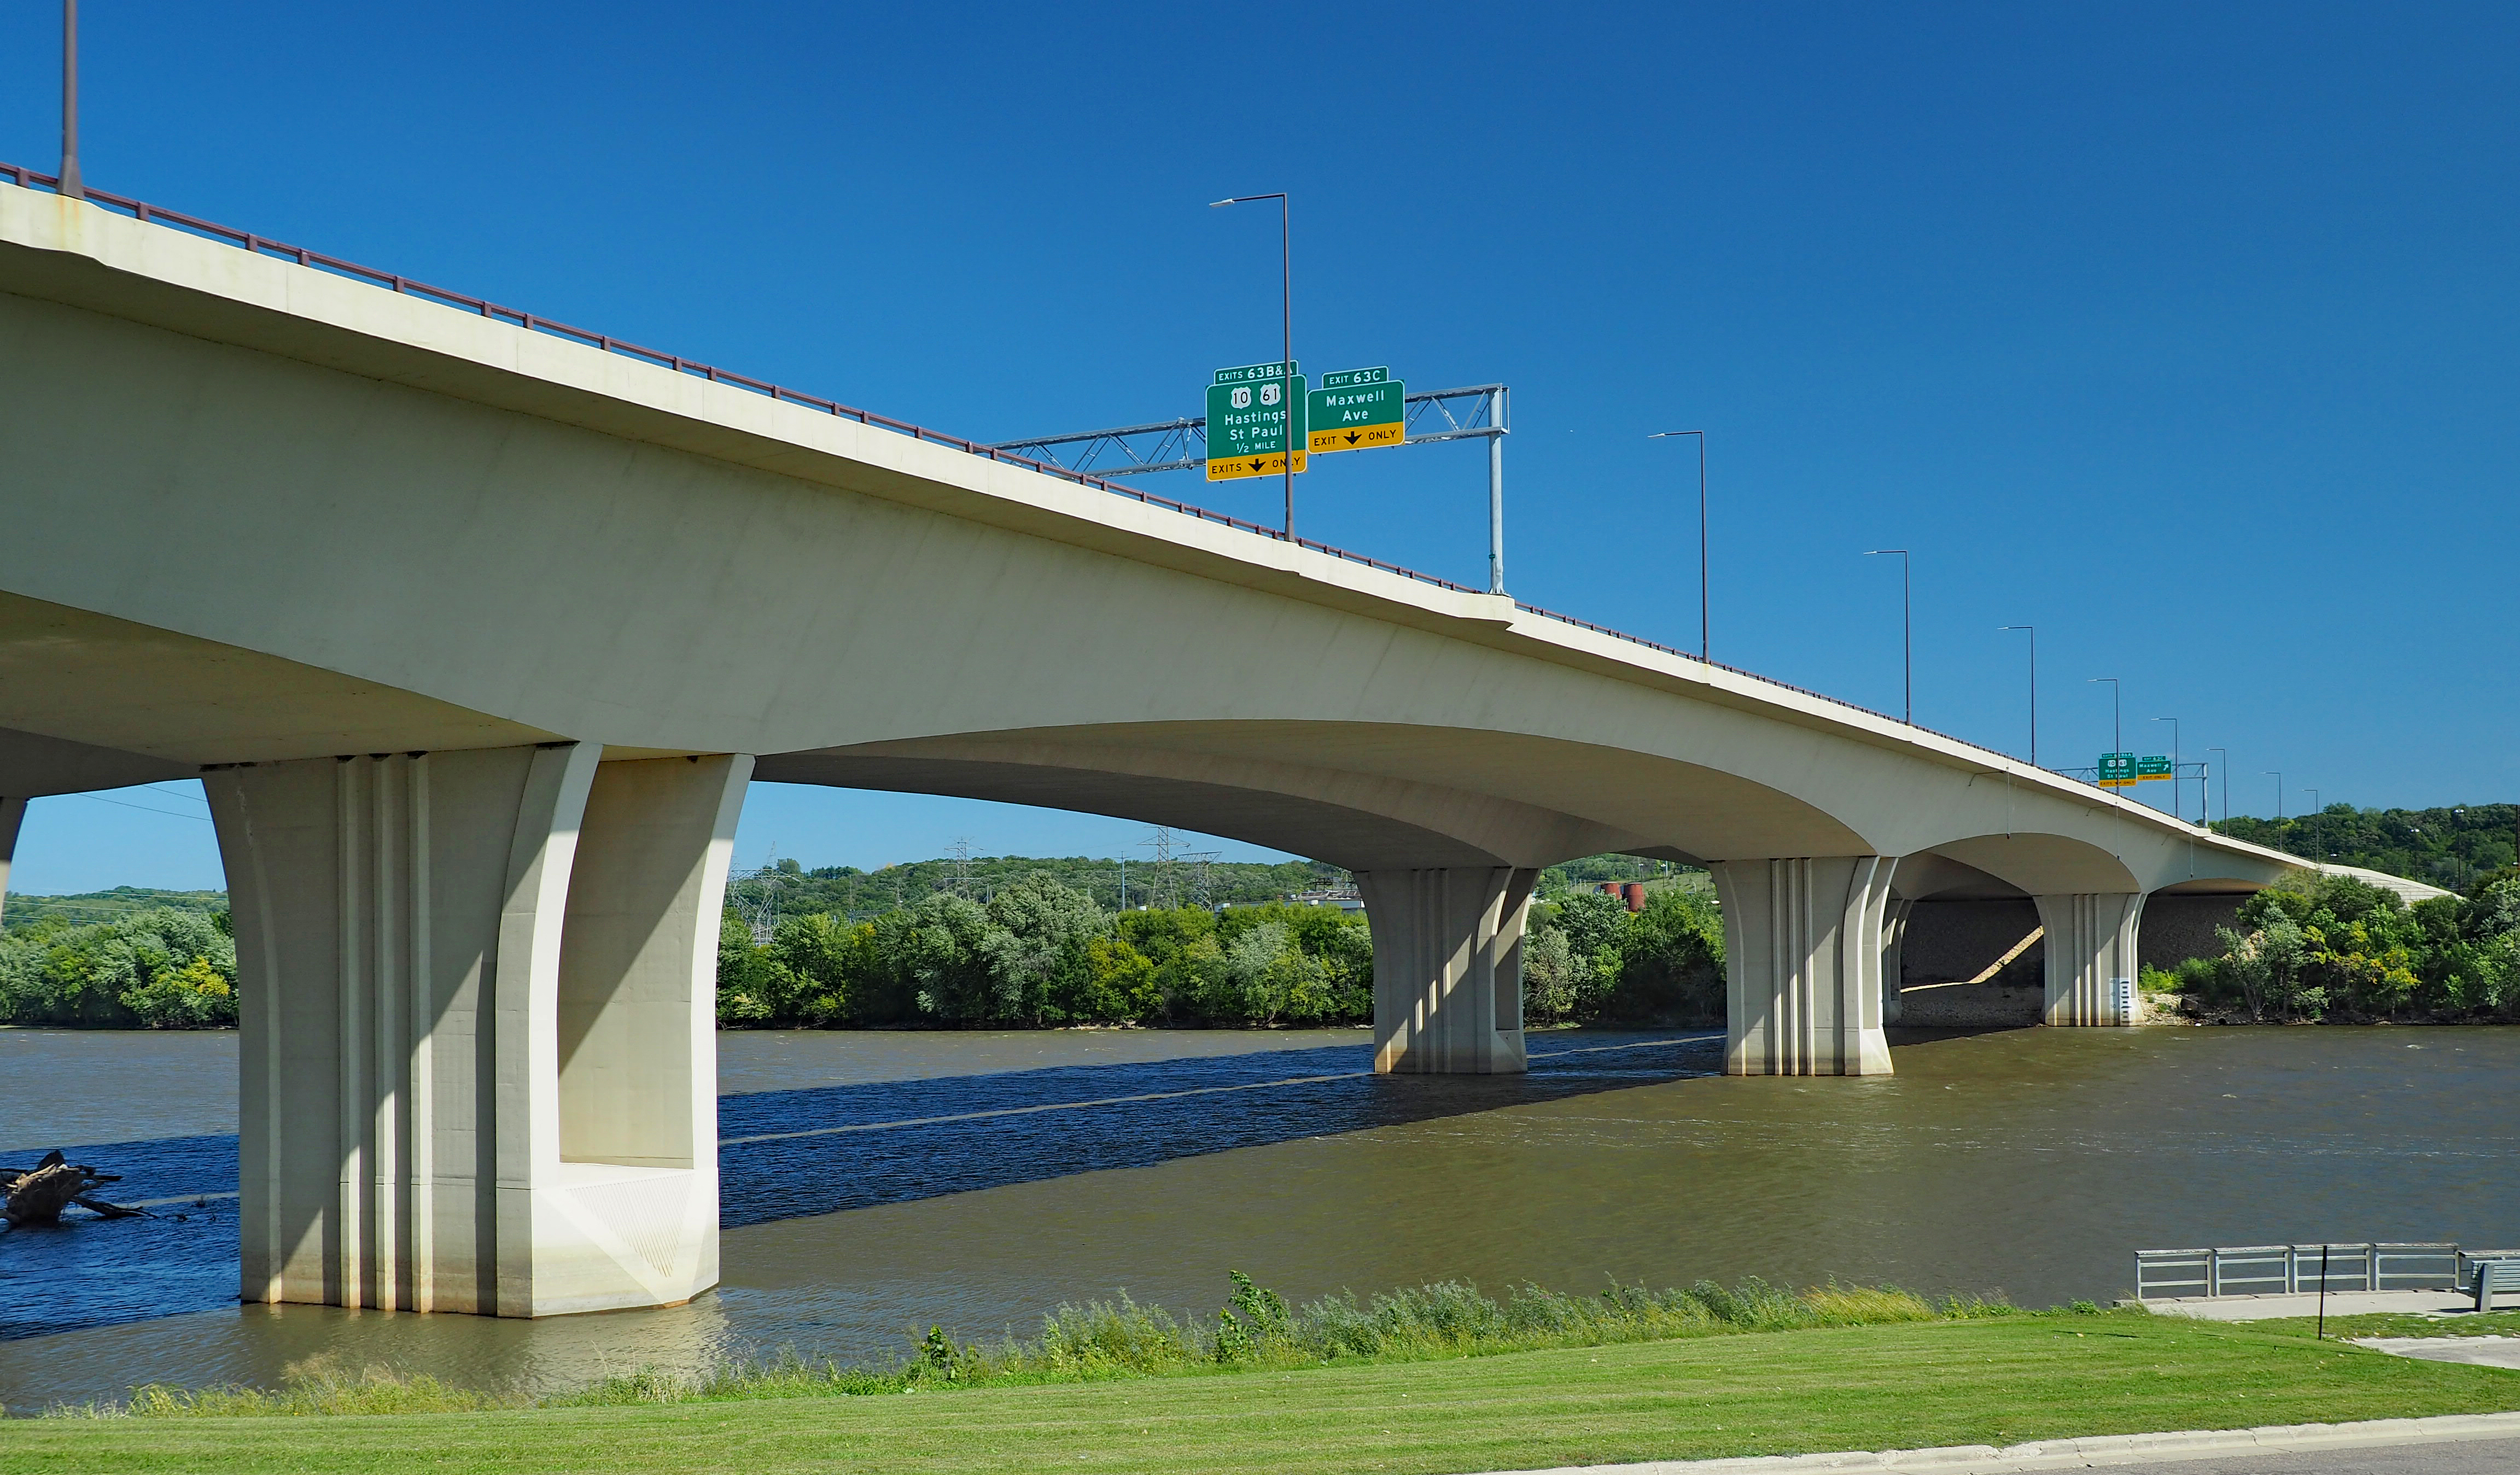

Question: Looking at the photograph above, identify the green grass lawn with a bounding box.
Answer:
[8,1312,2516,1475]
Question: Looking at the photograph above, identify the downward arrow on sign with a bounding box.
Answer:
[1250,459,1266,472]
[1344,432,1360,444]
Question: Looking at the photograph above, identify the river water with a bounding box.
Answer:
[3,1024,2516,1410]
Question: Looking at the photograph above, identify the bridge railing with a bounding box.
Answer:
[2,161,2156,786]
[2133,1243,2485,1300]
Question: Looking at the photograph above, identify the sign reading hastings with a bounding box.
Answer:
[2097,752,2137,788]
[1205,361,1308,481]
[1308,367,1405,453]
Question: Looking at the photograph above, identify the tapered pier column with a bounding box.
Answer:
[0,793,23,924]
[207,745,749,1317]
[1708,857,1898,1075]
[2034,892,2145,1025]
[1356,867,1537,1074]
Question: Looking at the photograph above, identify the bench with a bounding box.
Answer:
[2476,1259,2520,1312]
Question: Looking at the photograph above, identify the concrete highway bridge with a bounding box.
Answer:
[0,178,2300,1319]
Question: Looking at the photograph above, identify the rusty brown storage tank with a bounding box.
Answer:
[1621,882,1647,912]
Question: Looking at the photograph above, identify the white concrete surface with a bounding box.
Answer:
[2319,865,2457,906]
[206,744,740,1317]
[1469,1411,2520,1474]
[2141,1292,2481,1322]
[0,184,2317,1312]
[1360,867,1535,1073]
[2353,1334,2520,1370]
[2038,893,2144,1026]
[1712,857,1897,1075]
[0,793,21,924]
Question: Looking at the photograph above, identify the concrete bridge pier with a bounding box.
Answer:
[1710,857,1899,1075]
[205,743,748,1318]
[1880,897,1914,1026]
[0,793,22,923]
[2034,892,2146,1025]
[1357,867,1538,1073]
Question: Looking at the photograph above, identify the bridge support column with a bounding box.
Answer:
[1708,857,1898,1075]
[206,744,748,1317]
[1357,867,1537,1074]
[0,793,22,925]
[1881,897,1913,1026]
[2034,892,2145,1025]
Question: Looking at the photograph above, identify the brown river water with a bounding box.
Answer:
[2,1023,2515,1409]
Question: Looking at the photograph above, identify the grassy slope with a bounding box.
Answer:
[10,1313,2518,1475]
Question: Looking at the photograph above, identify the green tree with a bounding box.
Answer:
[983,873,1109,1024]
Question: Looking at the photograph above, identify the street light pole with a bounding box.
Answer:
[2150,716,2180,819]
[1648,430,1708,661]
[2090,677,2121,756]
[2306,788,2319,817]
[2208,747,2229,827]
[1864,551,1910,723]
[2265,771,2284,821]
[1998,625,2036,765]
[1209,192,1293,537]
[60,0,83,200]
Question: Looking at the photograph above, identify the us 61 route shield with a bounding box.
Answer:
[1308,366,1404,453]
[1206,362,1308,481]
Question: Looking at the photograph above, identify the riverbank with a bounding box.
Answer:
[11,1312,2518,1473]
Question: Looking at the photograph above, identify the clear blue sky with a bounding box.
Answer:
[5,2,2513,894]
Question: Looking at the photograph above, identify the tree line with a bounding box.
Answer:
[716,871,1727,1029]
[2212,803,2517,893]
[0,907,239,1028]
[2148,868,2520,1021]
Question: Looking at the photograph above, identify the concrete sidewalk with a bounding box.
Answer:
[1471,1410,2520,1474]
[2136,1291,2492,1322]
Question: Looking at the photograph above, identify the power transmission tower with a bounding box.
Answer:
[1140,827,1179,910]
[1185,850,1222,908]
[734,844,784,944]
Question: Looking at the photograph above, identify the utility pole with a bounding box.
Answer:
[1865,549,1910,723]
[60,0,83,200]
[2090,677,2121,757]
[1209,193,1293,537]
[1999,626,2036,765]
[1488,387,1507,595]
[1648,431,1710,660]
[2151,716,2180,819]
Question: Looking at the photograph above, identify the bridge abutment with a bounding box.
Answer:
[2034,892,2145,1025]
[1710,857,1898,1075]
[1357,867,1537,1074]
[206,744,746,1318]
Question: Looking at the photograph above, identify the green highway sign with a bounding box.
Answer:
[1206,363,1308,481]
[1214,360,1299,385]
[2098,752,2137,787]
[1309,366,1404,453]
[2136,756,2174,781]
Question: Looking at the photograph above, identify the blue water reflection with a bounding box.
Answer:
[0,1032,1717,1342]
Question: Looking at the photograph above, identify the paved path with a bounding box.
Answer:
[2140,1292,2493,1322]
[1473,1412,2520,1474]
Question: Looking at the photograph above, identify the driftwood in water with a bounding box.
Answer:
[2,1149,151,1226]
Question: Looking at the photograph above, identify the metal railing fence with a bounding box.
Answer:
[2135,1244,2520,1300]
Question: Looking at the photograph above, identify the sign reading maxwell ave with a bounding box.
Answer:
[1308,366,1405,453]
[1206,361,1308,481]
[2098,752,2137,788]
[2136,756,2174,781]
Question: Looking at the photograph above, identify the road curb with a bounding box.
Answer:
[1471,1409,2520,1474]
